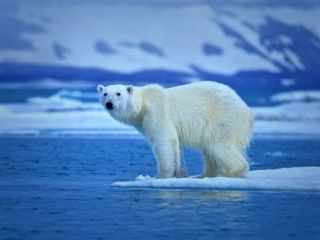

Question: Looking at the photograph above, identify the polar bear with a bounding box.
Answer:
[97,81,254,178]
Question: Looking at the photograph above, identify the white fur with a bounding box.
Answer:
[97,81,254,178]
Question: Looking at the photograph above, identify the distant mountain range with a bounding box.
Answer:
[0,0,319,90]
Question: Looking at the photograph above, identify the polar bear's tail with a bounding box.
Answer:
[246,110,255,147]
[239,109,255,150]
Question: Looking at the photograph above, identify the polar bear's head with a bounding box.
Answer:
[97,84,135,122]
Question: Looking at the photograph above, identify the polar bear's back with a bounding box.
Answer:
[166,81,253,148]
[167,81,248,115]
[168,81,242,103]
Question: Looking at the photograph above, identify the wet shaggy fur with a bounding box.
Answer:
[97,81,254,178]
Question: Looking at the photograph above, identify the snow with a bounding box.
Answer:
[0,92,129,135]
[253,102,320,121]
[0,105,131,134]
[0,79,95,89]
[0,90,320,136]
[112,167,320,192]
[2,1,319,75]
[251,91,320,134]
[253,121,320,135]
[27,95,99,111]
[270,90,320,103]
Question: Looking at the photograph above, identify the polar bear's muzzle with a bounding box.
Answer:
[106,101,114,110]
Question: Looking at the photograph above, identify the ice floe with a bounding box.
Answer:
[112,167,320,192]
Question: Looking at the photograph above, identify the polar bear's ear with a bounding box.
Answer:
[97,84,104,93]
[126,85,133,94]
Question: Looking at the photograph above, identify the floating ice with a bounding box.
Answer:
[112,167,320,192]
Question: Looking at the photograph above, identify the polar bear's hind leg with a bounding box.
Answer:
[202,150,219,177]
[203,144,249,178]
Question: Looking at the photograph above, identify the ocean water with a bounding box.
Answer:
[1,136,320,240]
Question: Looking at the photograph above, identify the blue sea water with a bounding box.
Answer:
[0,136,320,240]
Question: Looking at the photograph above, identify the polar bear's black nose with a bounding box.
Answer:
[106,102,114,110]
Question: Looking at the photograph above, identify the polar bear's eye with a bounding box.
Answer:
[104,93,107,97]
[116,92,121,96]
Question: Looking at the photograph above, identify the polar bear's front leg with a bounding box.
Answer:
[152,139,180,179]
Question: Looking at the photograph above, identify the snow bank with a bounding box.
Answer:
[1,90,320,136]
[27,94,99,112]
[0,94,131,135]
[253,121,320,135]
[112,167,320,192]
[270,91,320,103]
[253,102,320,122]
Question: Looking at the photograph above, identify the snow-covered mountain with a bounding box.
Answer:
[0,0,320,90]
